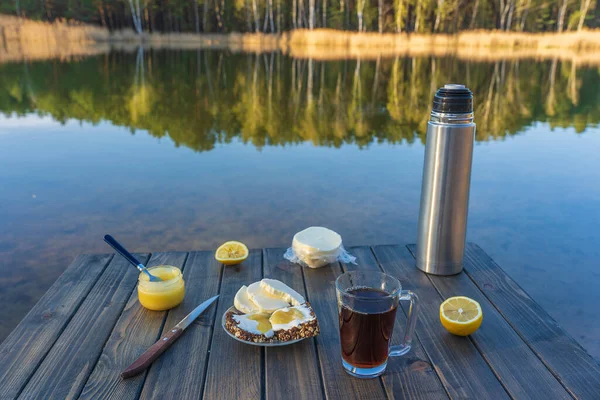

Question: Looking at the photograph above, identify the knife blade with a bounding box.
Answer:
[121,294,219,379]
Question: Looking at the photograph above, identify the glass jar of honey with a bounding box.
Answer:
[137,265,185,311]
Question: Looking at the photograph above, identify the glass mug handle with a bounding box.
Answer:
[389,290,419,357]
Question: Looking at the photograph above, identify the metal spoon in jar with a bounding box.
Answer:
[103,234,162,282]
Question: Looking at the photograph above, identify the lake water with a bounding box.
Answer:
[1,50,599,359]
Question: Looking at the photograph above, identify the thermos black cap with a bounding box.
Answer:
[433,84,473,113]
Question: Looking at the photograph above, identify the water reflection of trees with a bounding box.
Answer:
[0,50,598,152]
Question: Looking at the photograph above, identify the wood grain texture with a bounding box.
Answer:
[405,245,571,399]
[121,327,184,379]
[79,252,188,400]
[6,244,600,400]
[0,253,113,400]
[462,243,600,399]
[140,251,223,400]
[372,245,509,399]
[202,250,262,400]
[341,247,448,400]
[302,259,388,400]
[263,248,324,400]
[17,253,150,400]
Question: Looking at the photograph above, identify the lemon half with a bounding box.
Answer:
[440,296,483,336]
[215,241,249,265]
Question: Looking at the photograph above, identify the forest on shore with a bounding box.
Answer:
[2,0,598,35]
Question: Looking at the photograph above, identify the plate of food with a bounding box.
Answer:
[222,278,320,346]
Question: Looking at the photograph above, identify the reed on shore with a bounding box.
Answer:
[0,14,108,63]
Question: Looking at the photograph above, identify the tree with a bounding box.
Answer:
[4,0,598,34]
[395,0,405,32]
[434,0,444,32]
[127,0,143,33]
[357,0,365,31]
[378,0,384,32]
[469,0,478,28]
[519,0,532,31]
[252,0,259,31]
[557,0,569,31]
[577,0,593,30]
[193,0,200,32]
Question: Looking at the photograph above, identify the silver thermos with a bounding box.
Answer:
[416,84,475,275]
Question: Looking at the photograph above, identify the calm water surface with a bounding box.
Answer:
[1,50,599,358]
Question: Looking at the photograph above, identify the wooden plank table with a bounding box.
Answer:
[1,244,599,400]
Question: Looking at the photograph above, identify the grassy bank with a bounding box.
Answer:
[0,15,108,63]
[2,14,600,64]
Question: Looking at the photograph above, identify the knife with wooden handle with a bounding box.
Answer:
[121,294,219,379]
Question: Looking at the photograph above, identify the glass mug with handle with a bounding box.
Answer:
[335,271,419,378]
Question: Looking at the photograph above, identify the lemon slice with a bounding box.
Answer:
[440,296,483,336]
[215,241,249,265]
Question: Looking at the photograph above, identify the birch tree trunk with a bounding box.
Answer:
[506,0,514,30]
[309,0,315,29]
[264,2,269,31]
[469,0,479,28]
[299,0,308,28]
[577,0,592,31]
[414,1,423,32]
[557,0,568,32]
[128,0,143,33]
[322,0,327,27]
[252,0,259,31]
[434,0,444,32]
[357,0,365,31]
[378,0,383,32]
[293,0,297,28]
[135,0,143,31]
[395,0,404,32]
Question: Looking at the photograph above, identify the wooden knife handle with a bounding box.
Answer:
[121,327,184,379]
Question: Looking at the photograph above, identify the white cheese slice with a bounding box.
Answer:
[260,279,305,306]
[246,282,289,313]
[292,226,342,268]
[234,285,260,313]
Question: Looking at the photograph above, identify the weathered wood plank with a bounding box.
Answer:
[202,250,262,400]
[405,245,571,399]
[263,249,324,400]
[341,247,448,400]
[139,251,223,400]
[17,253,150,400]
[79,252,188,400]
[462,243,600,399]
[302,258,388,400]
[0,254,113,400]
[372,245,509,399]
